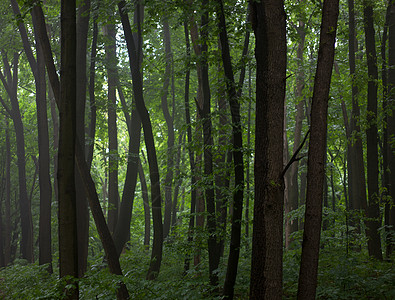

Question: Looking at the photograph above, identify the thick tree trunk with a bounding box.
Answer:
[58,0,78,297]
[75,0,91,276]
[249,0,286,298]
[297,0,339,298]
[363,2,383,260]
[32,4,129,298]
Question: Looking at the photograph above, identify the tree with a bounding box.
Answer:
[58,0,78,297]
[249,0,286,298]
[297,0,339,298]
[363,0,383,260]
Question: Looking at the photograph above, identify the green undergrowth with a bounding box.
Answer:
[0,242,394,299]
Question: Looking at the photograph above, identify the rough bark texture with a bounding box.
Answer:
[363,2,383,260]
[58,0,78,297]
[297,0,339,298]
[249,0,286,298]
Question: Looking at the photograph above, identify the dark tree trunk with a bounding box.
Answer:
[138,159,150,249]
[4,116,11,266]
[11,0,53,269]
[33,3,130,298]
[363,2,383,260]
[386,0,395,257]
[58,0,78,297]
[297,0,339,298]
[118,0,163,280]
[0,53,33,263]
[286,20,306,245]
[347,0,367,238]
[183,21,198,273]
[216,0,245,298]
[104,22,120,234]
[75,0,91,276]
[249,0,286,298]
[161,18,175,239]
[35,32,53,272]
[112,1,143,256]
[87,17,98,168]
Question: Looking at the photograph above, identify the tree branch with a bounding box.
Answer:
[282,129,310,177]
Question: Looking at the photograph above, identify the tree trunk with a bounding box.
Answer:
[118,0,163,280]
[0,53,33,263]
[161,18,175,239]
[249,0,286,298]
[297,0,339,298]
[386,0,395,257]
[4,116,11,266]
[58,0,78,297]
[216,0,245,297]
[363,2,383,260]
[104,22,120,234]
[75,0,91,276]
[138,159,150,249]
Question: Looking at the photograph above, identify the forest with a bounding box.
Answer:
[0,0,394,299]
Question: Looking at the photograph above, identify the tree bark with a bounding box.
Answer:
[58,0,78,297]
[249,0,286,298]
[161,18,175,239]
[297,0,339,298]
[104,22,120,234]
[118,0,163,280]
[386,0,395,257]
[0,53,33,263]
[363,2,383,260]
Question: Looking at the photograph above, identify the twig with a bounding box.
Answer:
[282,129,310,177]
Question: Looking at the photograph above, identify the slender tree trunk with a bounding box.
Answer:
[216,0,245,297]
[0,53,33,263]
[249,0,286,298]
[297,0,339,298]
[363,2,383,260]
[161,18,175,239]
[104,22,120,234]
[386,0,395,257]
[87,17,98,168]
[118,0,163,280]
[4,116,11,266]
[138,159,150,249]
[112,1,143,256]
[183,21,198,273]
[36,32,52,272]
[58,0,78,297]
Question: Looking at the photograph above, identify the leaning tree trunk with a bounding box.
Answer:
[249,0,286,298]
[215,0,245,298]
[297,0,339,298]
[118,0,163,280]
